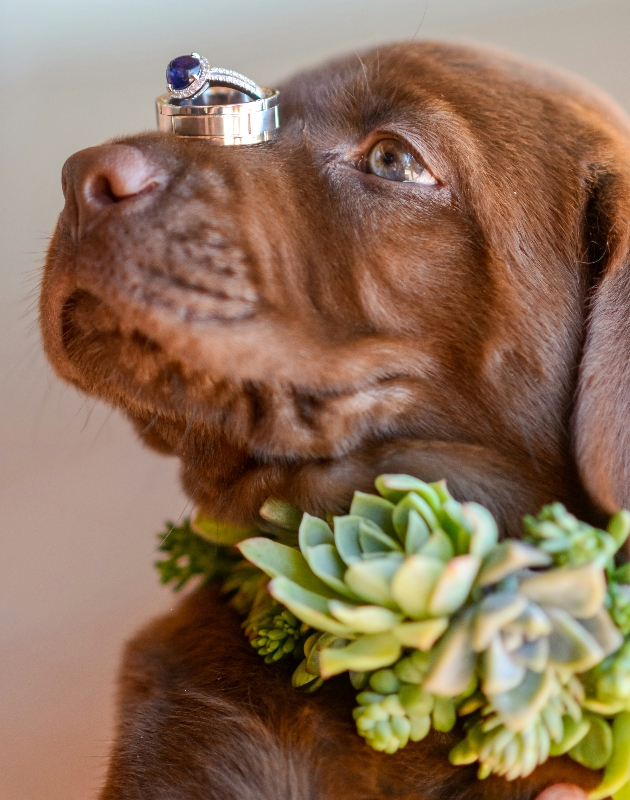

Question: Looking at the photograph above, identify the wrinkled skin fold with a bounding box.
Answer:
[39,41,630,798]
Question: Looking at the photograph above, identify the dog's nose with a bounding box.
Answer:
[61,144,162,236]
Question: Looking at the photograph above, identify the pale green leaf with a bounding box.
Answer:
[392,618,449,650]
[428,554,480,616]
[345,556,403,609]
[329,601,403,633]
[193,512,258,545]
[304,543,360,600]
[462,503,499,558]
[390,554,444,618]
[518,563,606,619]
[267,576,353,637]
[392,492,439,539]
[350,492,396,538]
[299,513,334,551]
[569,715,613,770]
[546,607,604,672]
[418,529,454,562]
[472,593,528,652]
[358,518,402,554]
[477,541,552,586]
[405,510,431,554]
[259,498,303,531]
[481,635,527,696]
[492,669,554,732]
[422,610,477,697]
[238,537,342,598]
[333,515,363,565]
[319,632,402,677]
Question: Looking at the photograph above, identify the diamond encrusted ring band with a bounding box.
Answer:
[156,53,280,144]
[166,54,265,101]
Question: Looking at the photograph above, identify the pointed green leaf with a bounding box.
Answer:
[358,518,402,554]
[477,541,552,586]
[393,492,439,539]
[333,516,363,565]
[329,601,403,633]
[319,632,402,677]
[481,635,527,696]
[472,593,529,652]
[423,610,477,697]
[193,512,258,545]
[428,554,481,616]
[492,669,555,732]
[390,554,444,618]
[345,556,403,609]
[546,607,604,672]
[298,513,334,551]
[439,499,470,549]
[516,602,553,640]
[419,529,454,561]
[392,618,449,650]
[350,492,396,538]
[519,563,606,619]
[304,543,360,600]
[238,538,342,598]
[580,609,623,657]
[462,503,499,558]
[259,498,303,531]
[267,576,353,637]
[405,510,431,554]
[608,509,630,551]
[512,638,549,672]
[375,474,434,503]
[430,480,453,504]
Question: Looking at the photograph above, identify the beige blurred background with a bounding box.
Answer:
[2,1,630,798]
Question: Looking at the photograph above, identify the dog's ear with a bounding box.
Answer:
[573,162,630,513]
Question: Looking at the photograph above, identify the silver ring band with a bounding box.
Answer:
[156,86,280,144]
[157,54,280,144]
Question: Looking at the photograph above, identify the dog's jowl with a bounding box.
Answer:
[40,42,630,799]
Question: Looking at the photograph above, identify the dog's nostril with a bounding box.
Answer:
[89,174,119,207]
[62,144,163,227]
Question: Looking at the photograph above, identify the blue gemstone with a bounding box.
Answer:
[166,55,201,91]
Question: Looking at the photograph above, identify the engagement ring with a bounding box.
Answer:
[156,53,280,144]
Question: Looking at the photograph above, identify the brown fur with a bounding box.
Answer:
[40,41,630,797]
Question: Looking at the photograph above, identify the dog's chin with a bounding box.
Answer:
[53,289,563,532]
[55,286,425,456]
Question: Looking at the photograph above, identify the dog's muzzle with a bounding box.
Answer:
[156,53,280,144]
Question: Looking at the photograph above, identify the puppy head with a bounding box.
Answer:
[40,42,630,530]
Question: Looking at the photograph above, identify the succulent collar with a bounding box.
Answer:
[156,476,630,799]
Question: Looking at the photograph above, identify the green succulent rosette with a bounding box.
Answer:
[157,475,630,799]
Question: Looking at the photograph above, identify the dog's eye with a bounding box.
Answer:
[365,138,437,184]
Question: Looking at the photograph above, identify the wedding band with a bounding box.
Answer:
[156,53,280,144]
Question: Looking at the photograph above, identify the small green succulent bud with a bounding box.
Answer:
[291,632,344,692]
[245,603,306,663]
[607,584,630,636]
[524,503,624,568]
[452,673,587,780]
[584,639,630,711]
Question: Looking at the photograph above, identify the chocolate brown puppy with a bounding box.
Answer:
[40,42,630,798]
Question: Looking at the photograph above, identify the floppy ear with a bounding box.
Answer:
[573,165,630,513]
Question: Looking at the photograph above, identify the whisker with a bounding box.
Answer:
[411,0,429,42]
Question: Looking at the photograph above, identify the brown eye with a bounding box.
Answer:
[365,138,437,184]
